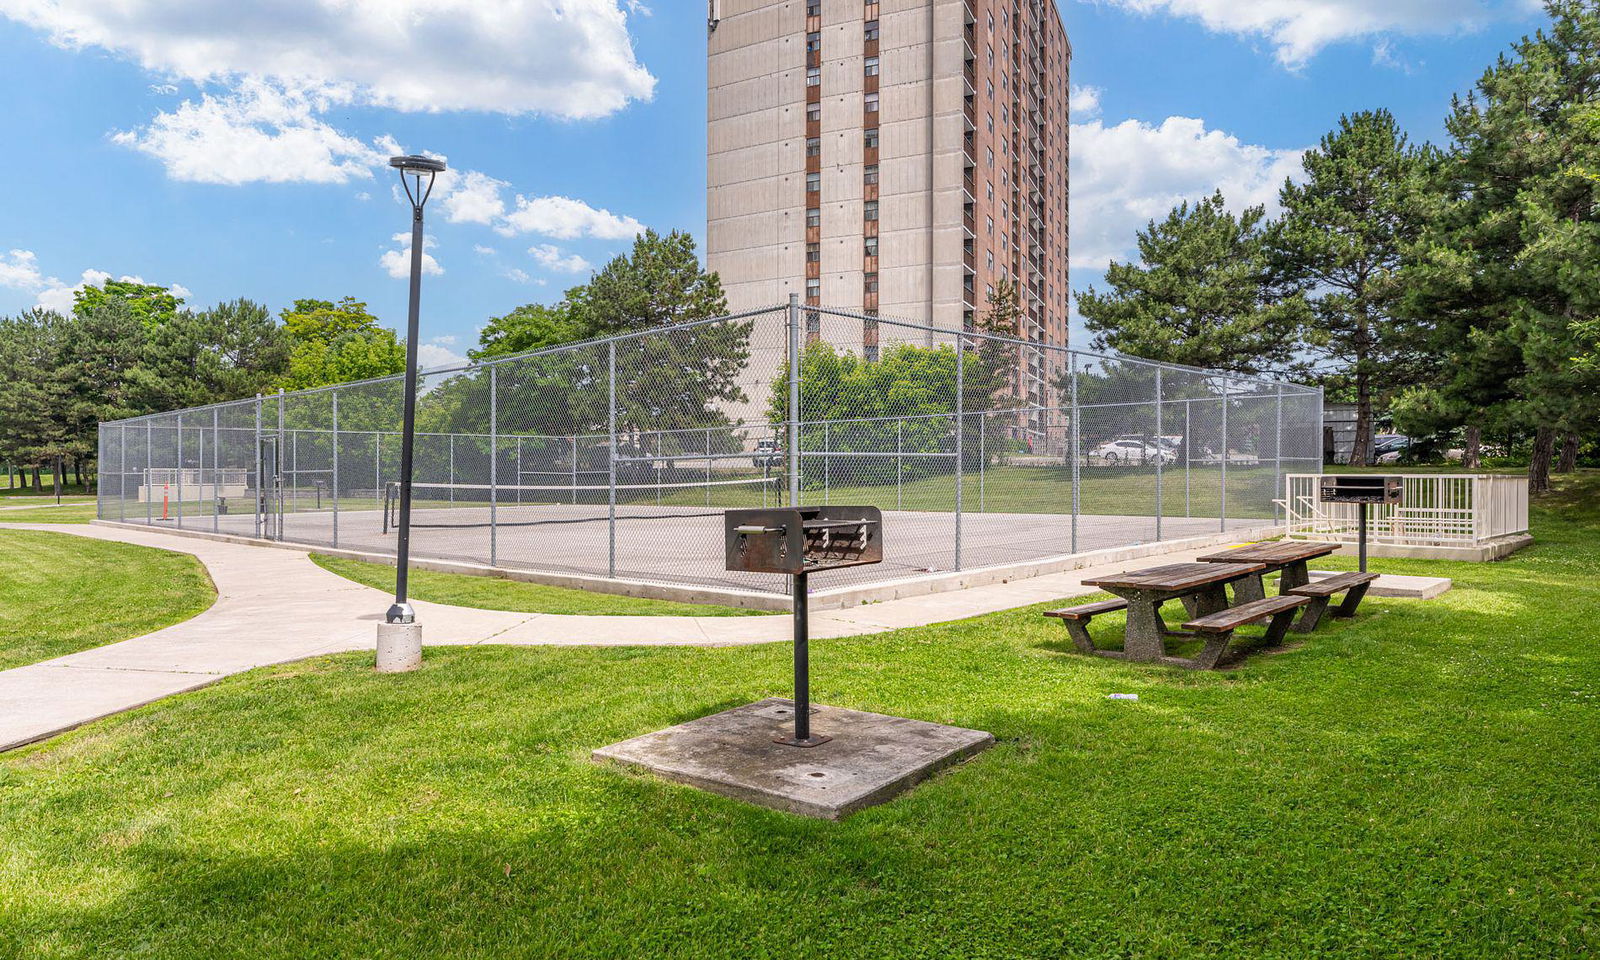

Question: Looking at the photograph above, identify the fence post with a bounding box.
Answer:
[1185,400,1191,518]
[331,391,340,547]
[1069,352,1079,554]
[823,421,830,505]
[608,339,618,578]
[176,412,184,529]
[120,423,127,522]
[374,431,381,515]
[788,294,801,510]
[705,427,712,507]
[1219,377,1229,533]
[896,419,903,510]
[290,428,298,517]
[569,435,576,504]
[954,334,965,571]
[979,408,985,513]
[276,388,286,540]
[1154,367,1162,542]
[212,408,220,534]
[146,419,153,526]
[449,434,455,505]
[490,366,498,567]
[1273,382,1286,524]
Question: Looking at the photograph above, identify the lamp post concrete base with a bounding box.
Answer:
[376,621,422,673]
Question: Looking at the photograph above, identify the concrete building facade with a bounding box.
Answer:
[707,0,1072,377]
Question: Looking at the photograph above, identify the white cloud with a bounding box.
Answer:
[429,334,457,346]
[529,244,593,274]
[473,244,497,256]
[498,194,643,240]
[1087,0,1528,67]
[1069,84,1102,120]
[147,81,177,95]
[626,1,653,16]
[1068,115,1305,269]
[417,342,467,373]
[379,232,443,279]
[438,169,508,225]
[0,249,44,290]
[503,267,532,284]
[111,79,390,184]
[0,0,655,119]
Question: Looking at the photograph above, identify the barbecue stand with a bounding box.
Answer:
[726,506,883,747]
[1319,475,1402,572]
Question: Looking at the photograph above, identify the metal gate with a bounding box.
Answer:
[257,436,283,540]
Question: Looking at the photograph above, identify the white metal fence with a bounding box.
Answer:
[97,303,1322,594]
[1282,474,1530,547]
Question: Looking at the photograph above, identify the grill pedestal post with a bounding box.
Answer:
[774,569,830,747]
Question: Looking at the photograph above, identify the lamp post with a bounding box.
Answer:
[376,153,446,673]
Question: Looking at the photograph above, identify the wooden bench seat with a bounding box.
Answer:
[1178,595,1308,669]
[1286,571,1379,632]
[1043,598,1129,653]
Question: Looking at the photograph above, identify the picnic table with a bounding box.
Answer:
[1195,541,1340,603]
[1080,561,1267,662]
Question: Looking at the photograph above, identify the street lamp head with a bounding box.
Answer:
[390,154,447,210]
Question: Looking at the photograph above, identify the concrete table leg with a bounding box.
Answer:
[1122,591,1168,661]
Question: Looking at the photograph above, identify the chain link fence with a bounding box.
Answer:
[98,302,1322,595]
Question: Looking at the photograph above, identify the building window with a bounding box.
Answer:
[986,77,993,98]
[864,56,879,77]
[985,147,994,166]
[806,0,819,15]
[807,102,821,121]
[864,200,879,221]
[864,19,879,41]
[986,250,994,269]
[865,344,879,362]
[806,66,820,86]
[864,272,879,293]
[806,31,821,53]
[864,91,879,112]
[863,163,879,184]
[986,112,994,133]
[864,127,879,149]
[987,44,993,66]
[807,207,821,227]
[806,136,821,157]
[986,180,993,200]
[986,215,993,233]
[806,171,821,192]
[806,242,820,263]
[864,235,879,257]
[987,11,994,30]
[806,277,821,298]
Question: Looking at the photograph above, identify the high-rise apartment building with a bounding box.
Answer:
[706,0,1071,371]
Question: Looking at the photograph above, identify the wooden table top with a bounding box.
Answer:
[1195,541,1340,565]
[1082,561,1268,593]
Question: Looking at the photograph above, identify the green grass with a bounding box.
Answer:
[0,502,99,523]
[0,530,216,671]
[1,477,1596,958]
[309,553,774,617]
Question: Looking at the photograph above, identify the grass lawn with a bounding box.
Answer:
[1,476,1595,958]
[0,502,99,523]
[310,553,774,617]
[0,530,215,671]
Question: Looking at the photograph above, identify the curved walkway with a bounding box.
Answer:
[0,521,1214,752]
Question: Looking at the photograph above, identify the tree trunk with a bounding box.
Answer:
[1529,427,1555,494]
[1351,382,1374,467]
[1556,432,1579,473]
[31,466,41,491]
[1462,424,1482,470]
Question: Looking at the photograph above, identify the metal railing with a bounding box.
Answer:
[1282,474,1530,546]
[97,302,1322,594]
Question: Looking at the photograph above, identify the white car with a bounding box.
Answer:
[1091,439,1172,465]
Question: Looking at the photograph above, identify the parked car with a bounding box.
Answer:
[751,438,783,468]
[1374,434,1412,464]
[1091,438,1172,465]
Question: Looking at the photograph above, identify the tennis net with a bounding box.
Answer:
[381,475,783,531]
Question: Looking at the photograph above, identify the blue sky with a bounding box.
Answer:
[0,0,1548,368]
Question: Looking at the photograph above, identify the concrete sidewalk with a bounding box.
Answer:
[1,521,1425,752]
